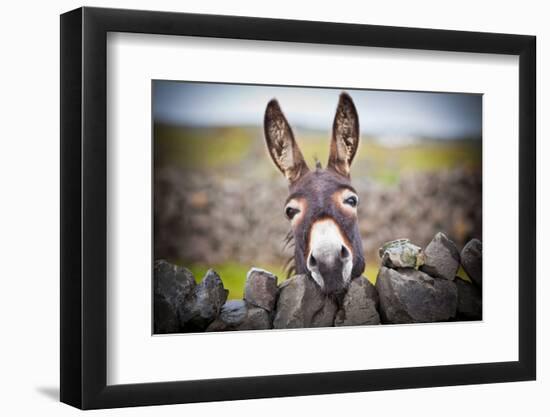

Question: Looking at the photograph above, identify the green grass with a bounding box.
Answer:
[155,124,481,186]
[456,265,472,283]
[170,260,381,300]
[182,262,287,300]
[299,135,481,185]
[154,125,256,169]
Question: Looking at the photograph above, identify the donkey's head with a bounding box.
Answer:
[264,92,365,299]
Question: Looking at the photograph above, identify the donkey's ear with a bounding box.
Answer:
[328,92,360,178]
[264,99,309,183]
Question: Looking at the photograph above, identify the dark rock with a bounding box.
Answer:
[311,298,338,328]
[455,278,482,320]
[178,269,228,331]
[153,260,196,334]
[379,239,425,269]
[273,275,337,329]
[154,293,178,333]
[420,232,460,280]
[461,239,482,288]
[335,277,380,326]
[206,300,272,331]
[205,302,245,332]
[238,306,272,330]
[244,268,278,311]
[217,300,248,326]
[376,266,457,324]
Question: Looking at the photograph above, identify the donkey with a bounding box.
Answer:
[264,92,365,300]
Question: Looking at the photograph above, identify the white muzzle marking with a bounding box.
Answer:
[307,218,353,288]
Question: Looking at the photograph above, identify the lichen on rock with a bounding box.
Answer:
[379,238,425,269]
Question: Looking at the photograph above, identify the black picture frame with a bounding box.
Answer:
[60,6,536,410]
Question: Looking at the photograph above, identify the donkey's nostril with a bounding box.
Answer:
[309,254,317,267]
[340,245,350,259]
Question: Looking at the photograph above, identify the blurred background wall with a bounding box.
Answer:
[153,81,482,299]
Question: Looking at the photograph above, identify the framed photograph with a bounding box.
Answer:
[60,6,536,409]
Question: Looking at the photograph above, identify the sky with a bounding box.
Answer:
[153,81,482,140]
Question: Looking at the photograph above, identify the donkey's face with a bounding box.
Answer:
[264,92,365,299]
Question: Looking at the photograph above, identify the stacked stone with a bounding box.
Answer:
[207,268,277,331]
[206,268,381,331]
[153,234,482,333]
[154,262,380,333]
[153,260,228,333]
[456,239,483,320]
[153,264,281,333]
[375,233,482,323]
[273,274,380,329]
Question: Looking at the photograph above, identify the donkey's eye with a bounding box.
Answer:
[344,196,358,208]
[285,206,300,220]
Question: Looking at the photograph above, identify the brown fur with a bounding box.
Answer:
[264,92,365,297]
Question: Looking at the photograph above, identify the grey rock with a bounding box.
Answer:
[461,239,482,288]
[206,301,246,332]
[379,239,425,269]
[153,260,196,334]
[218,300,248,326]
[273,275,337,329]
[420,232,460,280]
[238,306,272,330]
[244,268,278,311]
[455,278,482,320]
[335,276,380,326]
[206,300,272,331]
[376,266,457,324]
[178,269,228,331]
[311,298,338,328]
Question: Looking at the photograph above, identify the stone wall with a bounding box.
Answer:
[154,233,482,334]
[155,167,482,267]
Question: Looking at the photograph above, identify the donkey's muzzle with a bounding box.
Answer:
[309,251,350,297]
[306,218,353,295]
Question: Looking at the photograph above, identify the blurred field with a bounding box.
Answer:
[155,125,481,185]
[154,123,481,300]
